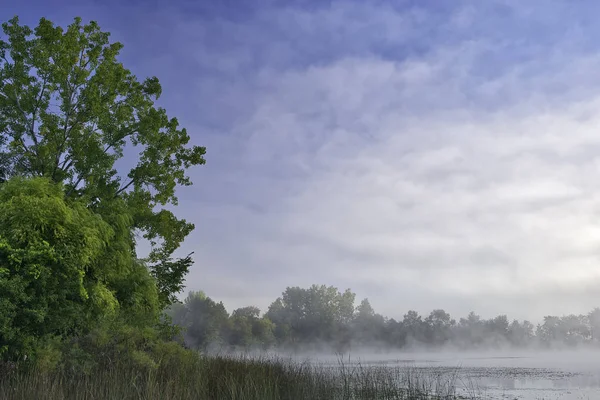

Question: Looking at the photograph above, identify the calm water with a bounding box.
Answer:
[304,350,600,400]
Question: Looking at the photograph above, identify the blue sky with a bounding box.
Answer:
[7,0,600,322]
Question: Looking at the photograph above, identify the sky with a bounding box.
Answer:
[7,0,600,323]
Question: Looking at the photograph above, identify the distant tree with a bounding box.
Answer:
[266,285,356,347]
[171,288,600,351]
[228,306,275,349]
[337,288,356,325]
[173,291,229,350]
[352,298,385,346]
[507,320,535,347]
[522,320,535,342]
[265,297,293,345]
[402,311,425,346]
[382,318,407,348]
[424,309,455,345]
[459,311,485,347]
[589,308,600,343]
[356,298,375,318]
[535,314,591,347]
[228,312,254,348]
[537,316,562,345]
[484,315,509,346]
[560,314,590,345]
[251,317,276,349]
[232,306,261,320]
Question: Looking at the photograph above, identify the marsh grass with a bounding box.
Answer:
[0,354,475,400]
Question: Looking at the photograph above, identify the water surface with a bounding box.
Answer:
[306,350,600,399]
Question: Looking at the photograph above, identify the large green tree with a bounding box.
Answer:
[0,16,205,307]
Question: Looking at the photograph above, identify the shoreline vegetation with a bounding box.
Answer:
[0,354,469,400]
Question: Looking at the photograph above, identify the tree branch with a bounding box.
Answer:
[65,174,85,197]
[115,178,136,197]
[30,75,48,141]
[102,127,138,155]
[52,74,77,181]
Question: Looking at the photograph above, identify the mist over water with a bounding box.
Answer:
[174,287,600,398]
[260,348,600,399]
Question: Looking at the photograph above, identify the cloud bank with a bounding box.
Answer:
[14,0,600,322]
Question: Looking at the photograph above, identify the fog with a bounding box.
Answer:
[167,287,600,398]
[281,348,600,372]
[225,347,600,399]
[170,286,600,353]
[197,346,600,399]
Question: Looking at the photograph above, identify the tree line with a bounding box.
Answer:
[169,285,600,353]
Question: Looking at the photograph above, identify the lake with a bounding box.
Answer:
[298,349,600,399]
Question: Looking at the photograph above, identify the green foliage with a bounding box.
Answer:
[168,284,600,353]
[0,15,205,292]
[0,176,173,365]
[251,317,276,349]
[229,307,276,349]
[0,177,113,360]
[168,292,280,352]
[151,252,194,308]
[179,291,230,350]
[265,285,356,345]
[0,14,205,367]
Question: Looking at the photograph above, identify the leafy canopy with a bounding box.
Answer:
[0,15,206,267]
[0,15,207,364]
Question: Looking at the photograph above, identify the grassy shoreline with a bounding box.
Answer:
[0,354,470,400]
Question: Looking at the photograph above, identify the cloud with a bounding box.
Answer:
[170,1,600,322]
[17,0,600,322]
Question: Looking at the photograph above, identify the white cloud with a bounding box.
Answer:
[16,0,600,323]
[157,2,600,322]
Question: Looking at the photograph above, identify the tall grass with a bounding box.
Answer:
[0,355,472,400]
